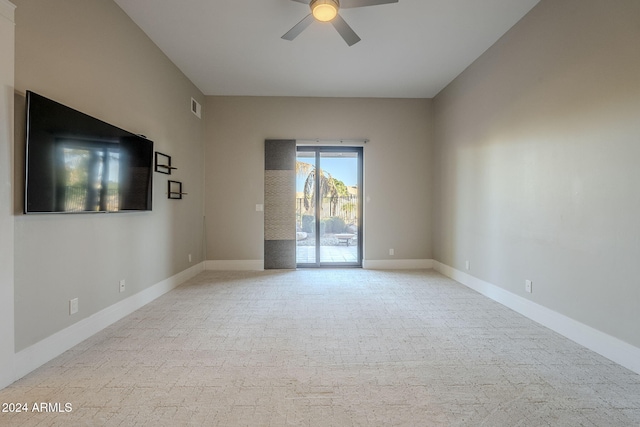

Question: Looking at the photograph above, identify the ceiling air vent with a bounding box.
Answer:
[191,97,201,119]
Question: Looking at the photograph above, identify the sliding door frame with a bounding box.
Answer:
[296,145,363,268]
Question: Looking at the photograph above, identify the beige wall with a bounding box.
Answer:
[206,96,433,263]
[13,0,205,351]
[433,0,640,347]
[0,0,16,389]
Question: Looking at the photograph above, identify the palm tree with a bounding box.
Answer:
[296,161,345,215]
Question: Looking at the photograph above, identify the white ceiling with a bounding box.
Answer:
[114,0,540,98]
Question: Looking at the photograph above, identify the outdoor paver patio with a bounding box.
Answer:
[296,245,358,264]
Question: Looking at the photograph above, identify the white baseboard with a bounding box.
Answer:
[205,260,264,271]
[205,259,434,271]
[363,259,433,270]
[13,262,205,382]
[433,261,640,375]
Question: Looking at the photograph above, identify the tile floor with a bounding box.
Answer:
[1,269,639,426]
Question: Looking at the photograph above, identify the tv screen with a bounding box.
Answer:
[25,91,153,213]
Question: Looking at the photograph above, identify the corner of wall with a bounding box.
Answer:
[363,259,433,270]
[205,260,265,271]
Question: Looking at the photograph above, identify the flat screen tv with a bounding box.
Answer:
[25,91,153,213]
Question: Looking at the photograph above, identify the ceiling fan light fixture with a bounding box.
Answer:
[311,0,339,22]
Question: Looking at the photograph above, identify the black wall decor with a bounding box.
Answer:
[168,180,186,199]
[155,152,176,174]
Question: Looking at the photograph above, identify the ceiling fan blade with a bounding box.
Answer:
[340,0,398,8]
[282,14,315,41]
[331,14,361,46]
[289,0,310,3]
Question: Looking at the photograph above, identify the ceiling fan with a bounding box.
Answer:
[282,0,399,47]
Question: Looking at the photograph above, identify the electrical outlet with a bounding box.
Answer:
[465,260,470,270]
[119,279,126,293]
[389,248,394,256]
[188,254,192,263]
[69,298,78,315]
[525,280,533,293]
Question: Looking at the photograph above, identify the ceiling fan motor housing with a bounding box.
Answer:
[310,0,340,22]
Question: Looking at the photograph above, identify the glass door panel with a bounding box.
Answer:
[296,151,317,265]
[319,151,359,264]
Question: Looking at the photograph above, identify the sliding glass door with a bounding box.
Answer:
[296,146,363,267]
